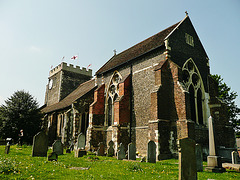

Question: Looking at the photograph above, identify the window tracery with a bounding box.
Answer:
[106,72,122,126]
[182,59,205,125]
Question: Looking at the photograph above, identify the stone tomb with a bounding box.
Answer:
[52,140,63,155]
[178,138,197,180]
[128,143,136,160]
[195,143,203,172]
[32,132,48,157]
[74,149,87,157]
[107,140,115,157]
[97,142,105,156]
[147,141,156,163]
[117,143,125,160]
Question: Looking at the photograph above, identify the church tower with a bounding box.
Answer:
[45,62,92,106]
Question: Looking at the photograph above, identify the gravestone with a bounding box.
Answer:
[117,143,125,160]
[107,140,115,157]
[5,144,10,154]
[52,140,63,155]
[77,133,86,149]
[147,140,156,163]
[74,149,87,157]
[232,151,238,164]
[195,143,203,172]
[97,142,105,156]
[128,143,136,160]
[48,152,58,161]
[179,138,197,180]
[32,132,48,157]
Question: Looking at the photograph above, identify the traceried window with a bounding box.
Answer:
[185,33,194,47]
[182,59,204,125]
[106,72,121,126]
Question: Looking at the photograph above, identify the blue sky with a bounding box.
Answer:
[0,0,239,108]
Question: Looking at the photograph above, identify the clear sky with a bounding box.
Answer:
[0,0,239,108]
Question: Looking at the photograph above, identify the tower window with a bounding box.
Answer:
[185,33,194,47]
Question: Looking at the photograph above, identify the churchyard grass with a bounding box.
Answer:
[0,145,240,179]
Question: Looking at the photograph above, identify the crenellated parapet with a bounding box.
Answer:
[49,62,92,77]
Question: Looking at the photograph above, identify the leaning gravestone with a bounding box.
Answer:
[128,143,136,160]
[232,151,238,164]
[179,138,197,180]
[97,142,105,156]
[32,132,48,157]
[52,140,63,155]
[147,140,156,163]
[195,143,203,172]
[117,143,125,160]
[107,140,115,157]
[5,144,10,154]
[77,133,86,149]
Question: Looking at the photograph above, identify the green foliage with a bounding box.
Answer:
[0,90,42,144]
[211,74,240,132]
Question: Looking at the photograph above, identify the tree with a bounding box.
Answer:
[0,90,42,144]
[211,74,240,133]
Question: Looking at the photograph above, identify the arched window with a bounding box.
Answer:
[106,72,121,126]
[182,59,205,125]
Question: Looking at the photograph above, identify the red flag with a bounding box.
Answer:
[71,55,78,60]
[87,64,92,71]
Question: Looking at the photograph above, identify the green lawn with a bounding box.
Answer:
[0,145,239,179]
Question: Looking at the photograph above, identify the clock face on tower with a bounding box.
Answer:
[49,79,53,89]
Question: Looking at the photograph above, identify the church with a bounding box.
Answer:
[42,14,236,160]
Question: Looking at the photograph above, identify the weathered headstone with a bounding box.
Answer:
[205,116,226,172]
[178,138,197,180]
[32,132,48,157]
[97,142,105,156]
[52,140,63,155]
[128,143,136,160]
[147,140,156,163]
[48,152,58,161]
[5,144,10,154]
[77,133,86,149]
[232,151,238,164]
[195,143,203,172]
[117,143,125,160]
[107,140,115,156]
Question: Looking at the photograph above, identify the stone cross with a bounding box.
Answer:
[147,140,156,163]
[107,140,115,157]
[97,142,105,156]
[117,143,125,160]
[32,132,48,157]
[128,143,136,160]
[178,138,197,180]
[77,133,86,149]
[232,151,238,164]
[52,140,63,155]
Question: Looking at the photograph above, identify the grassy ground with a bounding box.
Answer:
[0,145,239,179]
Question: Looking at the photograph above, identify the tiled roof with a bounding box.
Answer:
[96,21,180,75]
[42,79,96,113]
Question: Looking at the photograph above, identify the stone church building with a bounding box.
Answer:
[42,15,236,160]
